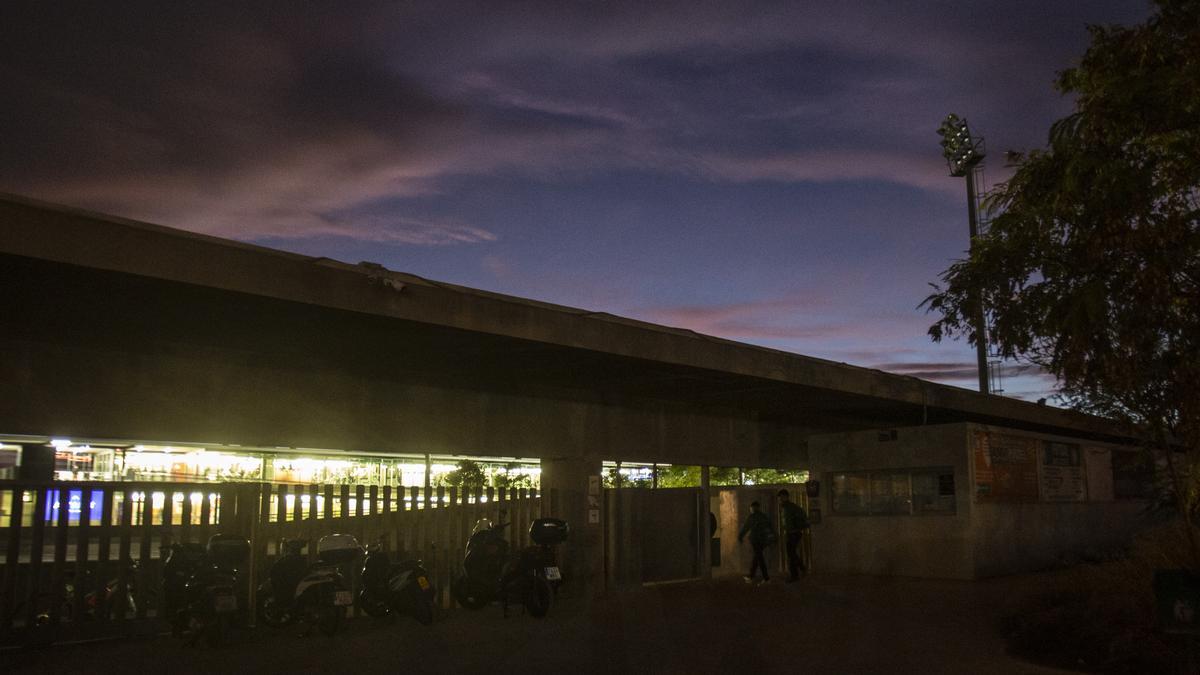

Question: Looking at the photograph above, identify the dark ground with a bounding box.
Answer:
[2,573,1072,675]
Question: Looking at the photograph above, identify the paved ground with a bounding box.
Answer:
[3,573,1073,674]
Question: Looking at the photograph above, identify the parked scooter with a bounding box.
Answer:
[83,558,142,621]
[162,534,250,646]
[453,517,568,618]
[358,539,436,625]
[256,534,358,636]
[13,558,142,637]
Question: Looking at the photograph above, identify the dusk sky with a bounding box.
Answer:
[1,1,1152,401]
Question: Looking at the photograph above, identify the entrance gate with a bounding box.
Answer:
[713,484,811,580]
[603,487,703,587]
[602,483,810,587]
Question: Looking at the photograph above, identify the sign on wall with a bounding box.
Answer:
[1040,442,1087,502]
[974,431,1040,502]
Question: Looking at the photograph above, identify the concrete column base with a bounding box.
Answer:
[540,456,604,594]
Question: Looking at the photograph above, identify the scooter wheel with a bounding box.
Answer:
[316,605,344,636]
[256,594,290,628]
[452,576,488,610]
[357,589,391,618]
[408,585,434,626]
[205,615,225,647]
[525,575,552,619]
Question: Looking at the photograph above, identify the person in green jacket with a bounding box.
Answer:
[778,489,809,582]
[737,501,773,583]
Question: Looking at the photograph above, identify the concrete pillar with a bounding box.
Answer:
[700,465,711,579]
[540,456,604,594]
[17,443,55,481]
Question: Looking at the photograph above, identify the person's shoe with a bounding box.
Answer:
[743,576,754,584]
[759,578,770,585]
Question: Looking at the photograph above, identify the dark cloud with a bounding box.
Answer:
[0,0,1150,414]
[872,360,1048,383]
[1,1,471,239]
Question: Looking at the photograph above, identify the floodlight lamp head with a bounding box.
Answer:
[937,112,984,177]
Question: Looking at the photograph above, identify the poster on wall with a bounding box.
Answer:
[974,431,1040,502]
[1040,442,1087,501]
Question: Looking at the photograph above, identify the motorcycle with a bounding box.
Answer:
[453,517,568,618]
[256,534,358,636]
[358,539,436,625]
[162,534,250,646]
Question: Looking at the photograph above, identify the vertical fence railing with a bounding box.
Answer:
[0,479,552,645]
[0,479,549,646]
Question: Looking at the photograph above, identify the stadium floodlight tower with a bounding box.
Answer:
[937,113,990,394]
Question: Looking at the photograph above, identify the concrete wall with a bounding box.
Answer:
[968,425,1146,577]
[971,502,1145,576]
[808,423,1149,579]
[807,424,975,579]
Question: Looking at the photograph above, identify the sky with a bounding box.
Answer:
[0,1,1153,401]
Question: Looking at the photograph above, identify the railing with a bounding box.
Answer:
[0,480,553,647]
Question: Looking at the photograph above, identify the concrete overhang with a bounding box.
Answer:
[0,193,1132,444]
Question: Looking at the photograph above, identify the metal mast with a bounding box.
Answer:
[937,113,989,394]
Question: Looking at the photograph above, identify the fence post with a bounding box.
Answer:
[48,486,70,627]
[114,489,133,625]
[73,486,93,621]
[240,482,262,628]
[2,485,26,638]
[198,488,213,542]
[24,487,49,629]
[94,488,113,625]
[179,486,193,543]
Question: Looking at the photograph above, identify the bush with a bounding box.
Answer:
[1005,521,1198,673]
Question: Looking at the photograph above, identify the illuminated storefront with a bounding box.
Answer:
[3,437,541,488]
[0,437,542,528]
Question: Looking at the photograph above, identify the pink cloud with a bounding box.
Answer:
[631,295,895,344]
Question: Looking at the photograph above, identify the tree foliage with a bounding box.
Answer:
[924,0,1200,545]
[492,462,537,490]
[439,459,487,492]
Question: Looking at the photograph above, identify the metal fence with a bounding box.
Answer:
[0,480,554,646]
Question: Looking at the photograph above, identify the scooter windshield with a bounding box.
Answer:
[471,519,494,535]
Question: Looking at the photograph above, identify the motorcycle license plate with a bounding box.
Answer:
[214,594,238,613]
[416,576,430,591]
[333,590,354,606]
[544,566,562,581]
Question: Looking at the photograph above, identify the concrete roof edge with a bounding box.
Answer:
[0,193,1124,441]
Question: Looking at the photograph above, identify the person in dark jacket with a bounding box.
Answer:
[737,501,773,583]
[778,489,809,581]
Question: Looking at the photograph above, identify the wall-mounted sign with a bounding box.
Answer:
[587,508,600,524]
[974,432,1040,502]
[1040,442,1087,502]
[588,475,600,496]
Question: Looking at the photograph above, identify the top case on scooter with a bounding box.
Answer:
[317,533,360,564]
[207,534,250,568]
[165,543,208,577]
[529,518,570,545]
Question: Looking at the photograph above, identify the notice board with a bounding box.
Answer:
[974,431,1040,502]
[1040,442,1087,502]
